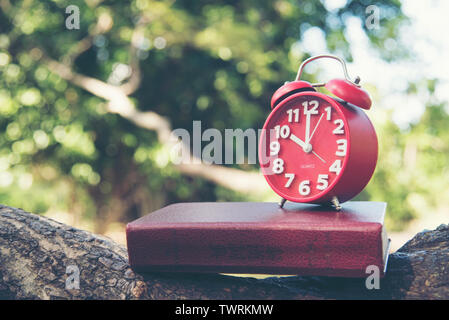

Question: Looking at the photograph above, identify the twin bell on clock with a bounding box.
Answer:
[259,54,378,210]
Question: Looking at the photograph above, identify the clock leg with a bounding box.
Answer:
[279,198,287,208]
[331,196,342,211]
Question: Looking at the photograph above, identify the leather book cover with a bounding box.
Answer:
[126,201,389,277]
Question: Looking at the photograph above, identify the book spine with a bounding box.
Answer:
[127,224,384,277]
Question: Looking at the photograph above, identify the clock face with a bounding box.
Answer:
[260,93,349,202]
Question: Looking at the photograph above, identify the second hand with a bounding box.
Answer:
[312,151,326,163]
[309,113,324,142]
[305,111,326,163]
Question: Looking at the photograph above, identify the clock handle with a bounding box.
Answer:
[295,54,360,88]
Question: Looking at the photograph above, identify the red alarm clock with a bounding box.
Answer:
[259,55,378,209]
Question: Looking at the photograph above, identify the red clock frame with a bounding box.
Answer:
[259,90,378,204]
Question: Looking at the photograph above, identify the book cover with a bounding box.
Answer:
[126,201,389,277]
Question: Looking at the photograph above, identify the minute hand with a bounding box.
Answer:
[305,112,311,145]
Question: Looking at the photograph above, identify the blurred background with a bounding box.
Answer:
[0,0,448,250]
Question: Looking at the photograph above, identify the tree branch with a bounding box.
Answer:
[0,204,448,299]
[62,12,113,66]
[118,16,148,95]
[40,54,269,195]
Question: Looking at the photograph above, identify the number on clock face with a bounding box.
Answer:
[262,96,348,201]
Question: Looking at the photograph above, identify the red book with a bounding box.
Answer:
[126,201,389,277]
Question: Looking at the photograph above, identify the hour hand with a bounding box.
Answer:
[290,134,312,153]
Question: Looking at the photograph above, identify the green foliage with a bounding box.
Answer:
[1,0,441,232]
[358,96,449,230]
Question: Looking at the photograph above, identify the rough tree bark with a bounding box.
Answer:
[0,204,448,300]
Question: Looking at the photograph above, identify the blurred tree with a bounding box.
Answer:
[362,79,449,230]
[0,0,420,233]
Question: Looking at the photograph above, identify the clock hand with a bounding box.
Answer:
[305,111,311,145]
[290,134,311,153]
[312,151,326,163]
[309,113,324,143]
[290,134,326,162]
